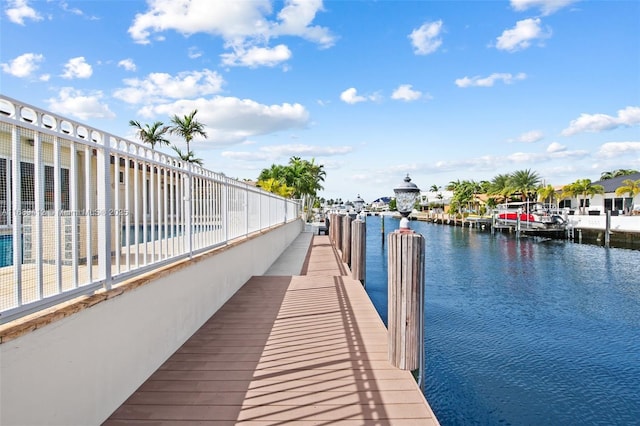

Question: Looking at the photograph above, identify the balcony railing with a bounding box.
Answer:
[0,95,300,323]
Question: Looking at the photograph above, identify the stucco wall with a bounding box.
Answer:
[568,214,640,232]
[0,219,302,426]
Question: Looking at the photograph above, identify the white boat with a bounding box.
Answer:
[495,201,566,230]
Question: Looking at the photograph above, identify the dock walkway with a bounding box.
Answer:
[105,228,439,425]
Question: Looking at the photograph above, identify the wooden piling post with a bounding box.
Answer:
[351,218,366,284]
[388,231,425,386]
[334,214,343,252]
[605,210,611,248]
[342,214,352,264]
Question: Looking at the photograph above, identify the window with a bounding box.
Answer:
[0,161,70,213]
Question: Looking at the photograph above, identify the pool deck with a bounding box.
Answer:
[104,229,440,425]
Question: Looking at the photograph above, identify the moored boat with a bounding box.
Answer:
[495,201,566,230]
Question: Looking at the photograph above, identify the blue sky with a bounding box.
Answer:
[1,0,639,203]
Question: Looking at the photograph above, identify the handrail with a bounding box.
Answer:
[0,94,300,323]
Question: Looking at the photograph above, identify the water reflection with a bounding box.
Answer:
[364,216,640,425]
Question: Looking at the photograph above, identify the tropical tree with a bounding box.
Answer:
[600,169,639,180]
[429,184,444,211]
[615,178,640,213]
[562,179,604,214]
[286,157,326,220]
[538,184,558,207]
[257,157,326,220]
[169,109,207,154]
[488,173,513,201]
[446,180,461,192]
[256,177,294,198]
[129,120,170,149]
[509,169,541,201]
[171,146,203,166]
[449,180,480,215]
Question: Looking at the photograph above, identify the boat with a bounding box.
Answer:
[495,201,566,230]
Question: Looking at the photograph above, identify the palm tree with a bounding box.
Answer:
[257,157,326,220]
[537,184,558,207]
[562,179,604,214]
[285,157,326,220]
[430,184,443,211]
[171,145,203,166]
[169,109,208,153]
[449,180,479,215]
[129,120,170,149]
[600,169,639,180]
[615,178,640,213]
[488,173,513,202]
[509,169,541,202]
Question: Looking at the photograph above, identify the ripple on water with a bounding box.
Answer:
[364,218,640,426]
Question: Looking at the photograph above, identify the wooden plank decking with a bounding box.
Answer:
[104,234,439,425]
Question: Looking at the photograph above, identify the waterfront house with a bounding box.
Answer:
[558,173,640,215]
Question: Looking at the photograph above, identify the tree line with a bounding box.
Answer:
[439,168,639,215]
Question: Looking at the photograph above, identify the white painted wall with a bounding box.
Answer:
[567,214,640,233]
[0,219,302,426]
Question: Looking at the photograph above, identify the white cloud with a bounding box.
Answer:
[510,0,578,16]
[340,88,366,104]
[455,72,526,88]
[61,56,93,79]
[1,52,44,78]
[141,96,309,146]
[270,0,335,48]
[340,87,378,104]
[128,0,334,67]
[495,18,550,52]
[511,130,544,143]
[46,88,115,120]
[409,20,443,55]
[5,0,42,25]
[221,44,292,68]
[113,69,225,104]
[222,143,353,161]
[391,84,422,102]
[188,47,202,59]
[561,106,640,136]
[546,142,566,153]
[118,58,136,72]
[597,142,640,158]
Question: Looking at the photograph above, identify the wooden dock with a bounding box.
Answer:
[104,233,439,425]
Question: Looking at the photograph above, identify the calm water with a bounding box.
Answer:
[364,215,640,426]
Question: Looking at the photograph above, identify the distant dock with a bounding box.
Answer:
[410,212,639,249]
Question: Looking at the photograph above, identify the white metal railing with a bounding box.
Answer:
[0,95,300,324]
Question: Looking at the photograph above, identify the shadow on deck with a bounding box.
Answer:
[104,233,439,425]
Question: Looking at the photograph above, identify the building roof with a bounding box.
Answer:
[593,173,640,193]
[371,196,392,204]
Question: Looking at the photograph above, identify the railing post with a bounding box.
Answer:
[11,124,22,306]
[222,177,228,242]
[185,165,193,257]
[388,230,425,390]
[351,217,366,285]
[96,133,112,289]
[33,131,43,298]
[245,183,249,236]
